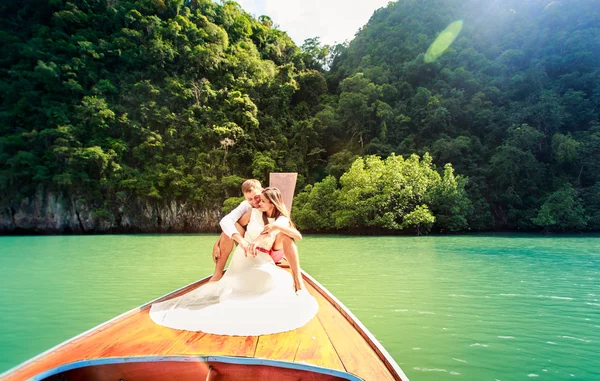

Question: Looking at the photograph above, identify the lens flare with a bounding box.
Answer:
[424,20,463,63]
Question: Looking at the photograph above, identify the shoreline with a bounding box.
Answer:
[1,228,598,237]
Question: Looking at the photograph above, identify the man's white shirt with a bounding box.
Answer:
[219,200,285,238]
[219,200,252,238]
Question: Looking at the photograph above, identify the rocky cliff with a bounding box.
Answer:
[0,189,221,234]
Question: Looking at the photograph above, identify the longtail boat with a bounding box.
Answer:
[1,174,409,381]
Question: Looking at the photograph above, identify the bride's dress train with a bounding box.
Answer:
[149,209,318,336]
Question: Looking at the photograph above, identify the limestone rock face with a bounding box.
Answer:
[0,190,221,234]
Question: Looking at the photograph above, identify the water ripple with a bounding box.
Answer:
[414,367,448,373]
[3,234,600,381]
[536,295,574,300]
[560,336,592,343]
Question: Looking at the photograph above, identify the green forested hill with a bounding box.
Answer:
[302,0,600,232]
[1,0,599,233]
[0,0,330,232]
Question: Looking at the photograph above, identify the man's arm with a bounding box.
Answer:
[229,211,252,250]
[212,201,251,262]
[220,201,251,238]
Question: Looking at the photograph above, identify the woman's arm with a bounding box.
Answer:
[262,216,302,240]
[245,230,274,256]
[263,223,302,240]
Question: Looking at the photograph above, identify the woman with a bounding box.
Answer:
[149,187,318,336]
[240,187,303,281]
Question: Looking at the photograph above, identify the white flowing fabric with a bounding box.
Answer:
[149,209,318,336]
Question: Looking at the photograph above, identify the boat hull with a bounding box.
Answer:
[35,355,362,381]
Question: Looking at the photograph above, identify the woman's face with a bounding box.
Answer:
[259,193,274,214]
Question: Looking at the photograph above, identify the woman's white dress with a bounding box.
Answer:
[149,208,318,336]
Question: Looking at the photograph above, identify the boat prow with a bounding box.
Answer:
[1,266,408,381]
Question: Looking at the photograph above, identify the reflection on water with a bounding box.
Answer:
[1,234,599,380]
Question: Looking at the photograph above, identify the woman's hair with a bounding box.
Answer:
[262,187,295,228]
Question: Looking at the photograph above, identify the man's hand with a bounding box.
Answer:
[239,239,251,257]
[245,241,258,257]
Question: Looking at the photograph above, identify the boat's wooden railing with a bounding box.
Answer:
[301,272,409,381]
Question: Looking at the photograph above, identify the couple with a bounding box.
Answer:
[149,180,318,336]
[211,179,304,291]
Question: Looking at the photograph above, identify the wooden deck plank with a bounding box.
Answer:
[293,313,345,371]
[254,327,305,362]
[252,278,344,371]
[164,330,259,357]
[252,265,343,369]
[163,330,208,355]
[94,309,259,358]
[314,294,396,381]
[253,314,343,369]
[67,310,153,357]
[96,311,185,357]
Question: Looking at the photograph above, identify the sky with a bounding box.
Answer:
[235,0,392,46]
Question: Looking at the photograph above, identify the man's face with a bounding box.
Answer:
[244,188,262,208]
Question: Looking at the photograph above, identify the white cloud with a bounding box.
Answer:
[235,0,266,16]
[236,0,392,46]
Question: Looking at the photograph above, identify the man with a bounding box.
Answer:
[209,179,262,282]
[209,179,305,291]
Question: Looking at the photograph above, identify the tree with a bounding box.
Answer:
[532,186,588,231]
[294,153,470,233]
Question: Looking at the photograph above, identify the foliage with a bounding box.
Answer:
[0,0,329,219]
[321,0,600,232]
[532,185,588,231]
[293,175,339,231]
[3,0,600,233]
[222,196,244,214]
[294,154,471,233]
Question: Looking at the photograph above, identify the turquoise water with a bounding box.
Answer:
[0,234,599,380]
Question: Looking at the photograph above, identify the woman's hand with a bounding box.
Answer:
[261,223,277,236]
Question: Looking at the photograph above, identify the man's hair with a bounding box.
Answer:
[241,179,262,193]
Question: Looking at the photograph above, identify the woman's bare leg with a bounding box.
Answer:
[273,235,304,291]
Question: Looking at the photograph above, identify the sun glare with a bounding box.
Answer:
[424,20,464,63]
